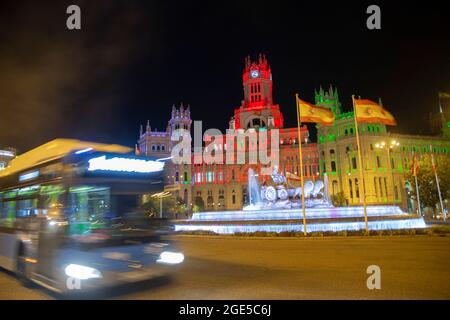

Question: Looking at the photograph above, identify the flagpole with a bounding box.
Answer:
[296,94,307,236]
[352,95,369,233]
[412,151,422,216]
[430,145,445,221]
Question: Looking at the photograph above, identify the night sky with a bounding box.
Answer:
[1,1,449,152]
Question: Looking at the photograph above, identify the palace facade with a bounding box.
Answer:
[138,56,450,217]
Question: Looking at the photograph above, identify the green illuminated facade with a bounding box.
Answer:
[316,85,450,211]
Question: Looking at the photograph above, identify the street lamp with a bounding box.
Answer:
[375,140,400,207]
[151,191,171,218]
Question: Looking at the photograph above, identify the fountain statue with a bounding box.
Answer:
[243,167,333,210]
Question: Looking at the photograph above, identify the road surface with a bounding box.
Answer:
[0,235,449,299]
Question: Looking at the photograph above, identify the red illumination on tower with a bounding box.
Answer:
[231,54,284,130]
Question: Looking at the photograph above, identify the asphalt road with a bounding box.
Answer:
[0,235,449,299]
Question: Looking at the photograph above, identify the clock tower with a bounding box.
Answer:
[230,54,284,129]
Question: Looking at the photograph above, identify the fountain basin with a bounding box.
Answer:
[176,206,427,234]
[191,205,407,221]
[175,217,426,234]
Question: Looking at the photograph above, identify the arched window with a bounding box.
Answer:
[355,178,360,198]
[332,180,338,195]
[374,177,378,198]
[379,178,383,197]
[352,157,357,169]
[252,118,261,127]
[183,189,188,203]
[218,190,225,208]
[344,129,348,136]
[331,160,337,172]
[349,179,353,199]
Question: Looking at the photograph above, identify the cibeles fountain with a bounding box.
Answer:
[245,168,332,211]
[175,168,426,234]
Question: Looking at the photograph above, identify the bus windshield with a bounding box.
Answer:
[67,185,160,233]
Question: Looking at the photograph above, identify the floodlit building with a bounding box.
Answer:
[138,56,450,216]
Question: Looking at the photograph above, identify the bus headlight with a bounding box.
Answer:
[157,251,184,264]
[65,264,102,280]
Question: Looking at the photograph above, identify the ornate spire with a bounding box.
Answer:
[171,104,176,118]
[140,124,143,136]
[146,120,151,132]
[378,97,383,107]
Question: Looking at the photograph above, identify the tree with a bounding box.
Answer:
[405,154,450,214]
[194,196,205,211]
[331,192,347,207]
[141,195,176,218]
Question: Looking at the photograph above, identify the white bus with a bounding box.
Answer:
[0,139,183,293]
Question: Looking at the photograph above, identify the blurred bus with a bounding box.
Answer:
[0,139,183,293]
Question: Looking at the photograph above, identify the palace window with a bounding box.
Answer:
[349,179,353,199]
[379,178,383,197]
[331,160,337,172]
[374,177,378,198]
[332,180,338,195]
[351,157,357,169]
[355,178,360,198]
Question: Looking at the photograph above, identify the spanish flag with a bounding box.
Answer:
[297,97,335,126]
[354,99,397,126]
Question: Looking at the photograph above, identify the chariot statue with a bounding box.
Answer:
[244,167,332,210]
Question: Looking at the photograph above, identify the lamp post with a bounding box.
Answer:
[375,140,400,207]
[151,191,171,218]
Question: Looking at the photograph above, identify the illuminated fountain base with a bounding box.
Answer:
[175,205,426,234]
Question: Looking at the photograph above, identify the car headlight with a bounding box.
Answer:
[65,264,102,280]
[157,251,184,264]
